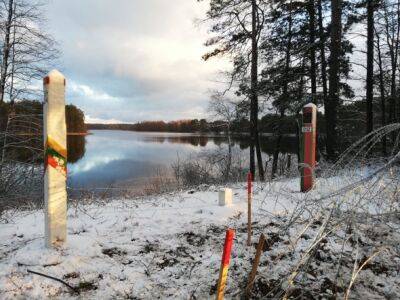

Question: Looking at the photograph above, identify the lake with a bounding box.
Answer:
[67,130,298,190]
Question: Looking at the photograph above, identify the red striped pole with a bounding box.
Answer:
[300,103,317,192]
[216,229,235,300]
[247,172,252,246]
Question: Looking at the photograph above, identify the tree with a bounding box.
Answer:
[326,0,342,160]
[258,0,311,177]
[0,0,14,104]
[375,20,387,154]
[308,0,317,104]
[374,0,400,150]
[201,0,265,180]
[366,0,375,134]
[208,92,238,181]
[317,0,329,109]
[0,0,59,105]
[250,0,265,180]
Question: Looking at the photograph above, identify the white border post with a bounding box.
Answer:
[43,69,67,248]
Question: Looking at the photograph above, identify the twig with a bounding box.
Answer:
[344,248,386,300]
[27,269,79,293]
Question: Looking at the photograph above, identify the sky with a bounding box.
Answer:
[46,0,228,124]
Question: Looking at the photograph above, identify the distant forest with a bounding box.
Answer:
[0,100,86,134]
[87,100,367,147]
[88,119,221,133]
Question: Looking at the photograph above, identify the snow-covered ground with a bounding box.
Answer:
[1,175,399,299]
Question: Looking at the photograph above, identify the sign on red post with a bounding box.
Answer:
[300,103,317,192]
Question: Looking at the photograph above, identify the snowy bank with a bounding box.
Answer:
[1,175,399,299]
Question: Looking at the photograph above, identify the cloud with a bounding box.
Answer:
[46,0,229,123]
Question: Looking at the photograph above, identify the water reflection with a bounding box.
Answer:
[68,130,297,188]
[139,133,297,155]
[67,135,86,163]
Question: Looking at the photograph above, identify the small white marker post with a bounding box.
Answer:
[43,70,67,248]
[219,188,233,206]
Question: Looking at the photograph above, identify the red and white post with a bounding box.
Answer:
[300,103,317,192]
[216,229,235,300]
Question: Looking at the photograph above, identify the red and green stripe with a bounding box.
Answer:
[45,137,67,176]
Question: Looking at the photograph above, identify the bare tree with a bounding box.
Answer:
[366,0,375,135]
[250,0,265,181]
[0,0,13,104]
[374,0,400,148]
[208,92,238,181]
[0,0,59,104]
[201,0,266,181]
[375,24,387,155]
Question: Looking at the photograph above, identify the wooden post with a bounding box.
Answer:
[247,172,252,246]
[216,229,235,300]
[43,70,67,248]
[245,234,266,299]
[300,103,317,192]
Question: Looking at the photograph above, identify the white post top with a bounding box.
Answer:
[303,103,317,109]
[46,69,65,82]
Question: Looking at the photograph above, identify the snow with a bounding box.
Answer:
[1,175,399,299]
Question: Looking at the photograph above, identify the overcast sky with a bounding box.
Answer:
[46,0,228,123]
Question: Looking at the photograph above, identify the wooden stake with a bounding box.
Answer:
[247,172,252,246]
[245,233,266,299]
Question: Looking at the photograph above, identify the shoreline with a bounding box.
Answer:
[86,128,297,138]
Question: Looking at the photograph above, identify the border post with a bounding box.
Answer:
[43,69,67,248]
[300,103,317,192]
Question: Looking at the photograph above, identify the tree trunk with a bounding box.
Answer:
[383,1,400,127]
[272,0,293,179]
[226,127,232,182]
[308,0,317,104]
[317,0,328,106]
[326,0,342,160]
[251,0,265,181]
[9,1,16,106]
[271,111,284,179]
[376,27,387,155]
[0,0,14,103]
[366,0,374,135]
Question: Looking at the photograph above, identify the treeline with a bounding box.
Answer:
[201,0,400,179]
[0,100,86,133]
[0,100,86,163]
[0,0,58,105]
[88,119,225,133]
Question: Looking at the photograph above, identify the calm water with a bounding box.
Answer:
[67,130,297,189]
